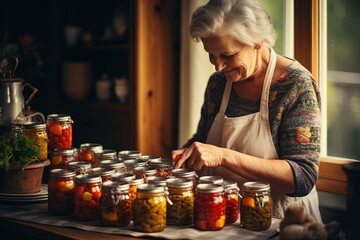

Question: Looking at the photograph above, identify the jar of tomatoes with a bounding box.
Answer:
[241,181,272,231]
[133,183,167,232]
[50,147,78,170]
[194,183,226,231]
[99,181,132,227]
[73,174,102,221]
[166,178,194,226]
[78,143,103,168]
[48,169,76,215]
[68,161,92,175]
[223,180,240,224]
[23,122,48,160]
[46,114,73,151]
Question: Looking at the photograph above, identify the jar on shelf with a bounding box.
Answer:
[240,181,272,231]
[73,174,102,221]
[133,183,167,232]
[90,167,116,183]
[67,161,92,175]
[99,180,132,227]
[48,169,76,215]
[50,147,78,170]
[198,175,224,185]
[22,122,48,160]
[46,114,73,151]
[166,178,194,226]
[100,160,126,174]
[194,183,226,231]
[223,180,240,224]
[78,143,103,168]
[133,166,157,181]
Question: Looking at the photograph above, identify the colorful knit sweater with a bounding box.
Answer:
[184,61,321,197]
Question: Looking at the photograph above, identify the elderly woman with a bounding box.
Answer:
[172,0,322,222]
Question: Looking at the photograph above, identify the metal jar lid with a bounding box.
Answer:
[102,180,130,191]
[118,150,142,159]
[242,181,270,192]
[222,180,238,190]
[199,175,223,185]
[147,176,167,186]
[68,161,92,171]
[166,177,193,189]
[75,174,102,184]
[171,168,196,178]
[137,183,165,193]
[133,166,157,175]
[53,147,78,156]
[49,168,76,178]
[111,173,136,182]
[91,167,116,177]
[196,183,224,193]
[22,122,47,130]
[100,160,125,169]
[47,114,73,123]
[80,143,103,153]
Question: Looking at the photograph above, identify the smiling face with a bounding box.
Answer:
[202,35,260,83]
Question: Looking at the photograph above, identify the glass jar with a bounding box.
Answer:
[111,172,136,182]
[123,158,147,174]
[50,147,78,170]
[100,160,126,174]
[78,143,103,168]
[171,168,198,192]
[241,181,272,231]
[198,175,224,185]
[73,174,102,221]
[94,149,117,163]
[147,176,167,186]
[0,123,23,137]
[133,166,157,180]
[133,183,167,232]
[148,158,173,178]
[194,183,226,231]
[223,180,240,224]
[90,167,116,183]
[99,181,132,227]
[46,114,73,151]
[68,161,92,175]
[48,169,76,215]
[23,122,48,160]
[118,150,142,160]
[166,178,194,226]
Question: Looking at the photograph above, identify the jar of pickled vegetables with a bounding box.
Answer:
[148,158,173,178]
[50,147,78,170]
[133,183,167,232]
[78,143,103,168]
[133,166,157,180]
[68,161,92,175]
[166,178,194,226]
[99,181,132,227]
[171,168,198,192]
[241,181,272,231]
[46,114,73,151]
[48,169,76,215]
[23,122,48,160]
[223,180,240,224]
[100,160,126,173]
[73,174,102,221]
[194,183,226,231]
[199,175,223,185]
[90,167,116,183]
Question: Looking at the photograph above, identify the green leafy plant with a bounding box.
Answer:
[0,133,40,171]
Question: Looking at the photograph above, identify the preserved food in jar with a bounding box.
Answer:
[23,122,48,160]
[133,166,157,180]
[78,143,103,168]
[118,150,141,160]
[148,158,173,178]
[111,172,136,182]
[194,183,226,231]
[223,180,240,224]
[100,160,126,174]
[48,169,76,215]
[171,168,198,192]
[94,149,117,163]
[90,167,115,183]
[241,181,272,231]
[166,178,194,226]
[46,114,73,150]
[73,174,102,221]
[68,161,91,175]
[199,175,223,185]
[133,183,167,232]
[50,147,78,170]
[123,158,147,174]
[147,176,167,186]
[99,181,132,227]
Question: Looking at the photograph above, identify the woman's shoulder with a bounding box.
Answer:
[205,72,227,93]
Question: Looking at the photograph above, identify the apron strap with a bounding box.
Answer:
[218,80,232,115]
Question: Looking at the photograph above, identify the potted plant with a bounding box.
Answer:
[0,132,50,194]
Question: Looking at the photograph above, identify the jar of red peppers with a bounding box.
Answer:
[223,180,240,224]
[241,181,272,231]
[48,169,76,215]
[166,178,194,226]
[78,143,103,168]
[73,174,102,221]
[50,147,78,170]
[99,181,132,227]
[133,183,167,232]
[46,114,73,151]
[68,161,92,175]
[194,183,226,231]
[23,122,48,160]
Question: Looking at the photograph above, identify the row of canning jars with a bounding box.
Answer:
[48,166,272,232]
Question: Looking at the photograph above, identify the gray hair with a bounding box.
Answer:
[190,0,277,48]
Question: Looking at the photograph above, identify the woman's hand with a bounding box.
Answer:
[173,142,225,170]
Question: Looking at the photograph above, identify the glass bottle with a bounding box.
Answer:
[166,178,194,226]
[223,180,240,224]
[194,183,226,231]
[99,180,132,227]
[46,114,73,151]
[23,122,48,160]
[48,169,76,215]
[50,147,78,170]
[133,183,167,232]
[240,181,272,231]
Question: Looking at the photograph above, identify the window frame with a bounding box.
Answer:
[294,0,356,195]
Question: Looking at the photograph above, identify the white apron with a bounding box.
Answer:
[201,48,322,222]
